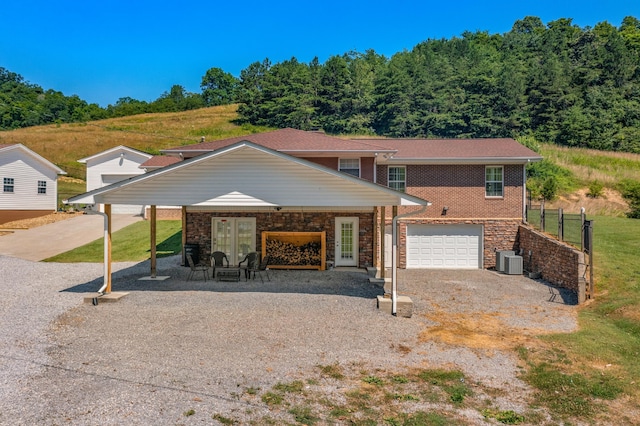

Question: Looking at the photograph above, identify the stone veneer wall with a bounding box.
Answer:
[187,211,374,268]
[517,225,585,293]
[144,207,182,220]
[395,218,522,269]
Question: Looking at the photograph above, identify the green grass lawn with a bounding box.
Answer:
[45,220,182,262]
[522,215,640,422]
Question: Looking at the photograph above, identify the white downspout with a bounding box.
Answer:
[84,208,109,294]
[392,204,429,315]
[523,161,529,222]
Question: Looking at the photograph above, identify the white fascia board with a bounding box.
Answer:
[380,156,543,165]
[1,144,67,175]
[161,148,396,157]
[77,145,153,163]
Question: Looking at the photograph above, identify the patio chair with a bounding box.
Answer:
[247,254,271,283]
[238,252,259,280]
[187,254,209,281]
[210,251,229,277]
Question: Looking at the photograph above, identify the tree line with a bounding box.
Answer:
[2,16,640,153]
[0,67,206,128]
[231,16,640,153]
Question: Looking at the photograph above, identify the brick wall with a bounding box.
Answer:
[377,164,524,219]
[186,211,374,267]
[517,225,585,293]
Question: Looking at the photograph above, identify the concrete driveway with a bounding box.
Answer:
[0,214,143,261]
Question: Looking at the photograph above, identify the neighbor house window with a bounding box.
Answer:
[38,180,47,194]
[339,158,360,177]
[485,166,503,197]
[3,178,14,193]
[388,166,406,192]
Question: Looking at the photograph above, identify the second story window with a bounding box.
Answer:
[485,166,503,197]
[388,166,406,192]
[38,180,47,194]
[3,177,14,193]
[339,158,360,177]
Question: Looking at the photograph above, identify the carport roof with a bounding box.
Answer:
[67,141,428,208]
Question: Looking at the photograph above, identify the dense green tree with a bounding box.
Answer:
[200,67,239,106]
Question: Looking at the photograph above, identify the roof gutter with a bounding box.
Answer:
[380,157,543,165]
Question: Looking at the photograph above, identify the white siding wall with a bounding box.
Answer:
[85,150,149,214]
[0,150,58,211]
[85,151,149,191]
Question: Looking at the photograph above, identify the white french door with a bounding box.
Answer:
[335,217,359,267]
[211,218,256,265]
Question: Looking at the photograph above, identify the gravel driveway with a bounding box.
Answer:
[0,255,577,425]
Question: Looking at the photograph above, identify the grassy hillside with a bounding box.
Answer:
[0,104,269,180]
[540,143,640,216]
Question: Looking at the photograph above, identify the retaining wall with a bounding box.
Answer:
[517,224,586,295]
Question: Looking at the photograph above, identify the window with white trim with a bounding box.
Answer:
[38,180,47,194]
[339,158,360,177]
[388,166,406,192]
[485,166,503,197]
[3,178,14,193]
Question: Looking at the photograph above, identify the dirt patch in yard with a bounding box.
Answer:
[420,308,569,352]
[0,211,84,235]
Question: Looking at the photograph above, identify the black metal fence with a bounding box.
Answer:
[525,204,589,250]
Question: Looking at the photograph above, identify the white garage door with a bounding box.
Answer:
[406,224,482,269]
[101,175,144,215]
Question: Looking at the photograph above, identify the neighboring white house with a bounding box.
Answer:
[77,146,152,215]
[0,143,66,216]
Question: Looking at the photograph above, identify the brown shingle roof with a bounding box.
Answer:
[352,138,541,162]
[140,156,182,168]
[162,128,393,156]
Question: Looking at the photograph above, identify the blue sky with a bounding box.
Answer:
[2,0,638,107]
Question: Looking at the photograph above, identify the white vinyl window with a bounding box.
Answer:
[339,158,360,177]
[485,166,503,197]
[38,180,47,194]
[388,166,406,192]
[3,178,14,193]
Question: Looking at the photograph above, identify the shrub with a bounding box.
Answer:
[587,180,604,198]
[619,179,640,219]
[541,176,559,201]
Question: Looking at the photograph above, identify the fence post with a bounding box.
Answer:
[580,207,586,251]
[540,201,545,232]
[585,219,594,299]
[558,208,564,241]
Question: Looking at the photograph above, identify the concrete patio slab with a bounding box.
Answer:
[0,214,143,261]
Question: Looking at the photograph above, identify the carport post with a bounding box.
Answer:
[104,204,112,293]
[391,205,428,315]
[150,205,157,278]
[380,206,386,279]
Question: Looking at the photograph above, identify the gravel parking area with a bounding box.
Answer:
[0,255,577,425]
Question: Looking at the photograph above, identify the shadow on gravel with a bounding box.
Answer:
[542,282,578,305]
[60,259,383,299]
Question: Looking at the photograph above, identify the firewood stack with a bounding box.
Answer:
[266,239,322,266]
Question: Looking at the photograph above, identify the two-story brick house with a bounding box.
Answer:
[139,128,541,270]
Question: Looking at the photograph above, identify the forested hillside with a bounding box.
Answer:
[236,16,640,153]
[2,16,640,153]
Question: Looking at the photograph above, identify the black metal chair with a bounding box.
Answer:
[247,254,271,283]
[210,251,229,276]
[186,254,209,281]
[238,252,259,280]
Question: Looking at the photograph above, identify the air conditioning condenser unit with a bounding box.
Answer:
[504,255,523,275]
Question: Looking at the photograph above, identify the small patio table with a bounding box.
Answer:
[216,267,241,282]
